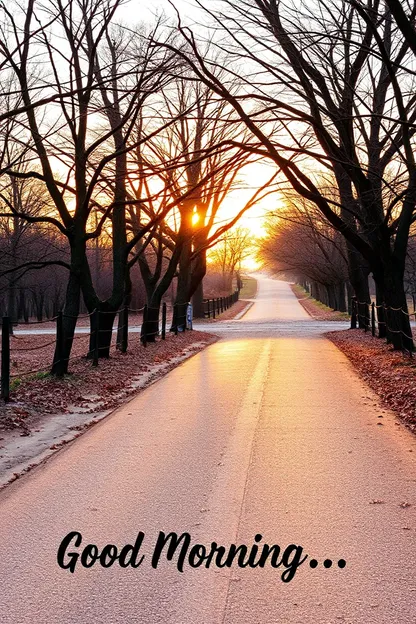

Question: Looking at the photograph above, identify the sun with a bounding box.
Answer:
[241,256,261,271]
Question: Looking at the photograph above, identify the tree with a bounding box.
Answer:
[81,17,178,357]
[259,199,349,312]
[210,227,254,292]
[127,78,278,337]
[0,0,178,372]
[165,0,416,349]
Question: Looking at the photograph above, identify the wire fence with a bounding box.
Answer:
[0,288,240,402]
[350,297,416,353]
[203,290,240,319]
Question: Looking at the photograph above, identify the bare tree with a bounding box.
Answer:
[126,78,278,337]
[259,199,349,312]
[210,227,254,292]
[0,0,179,372]
[164,0,416,349]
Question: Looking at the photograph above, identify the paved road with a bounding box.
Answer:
[1,278,415,623]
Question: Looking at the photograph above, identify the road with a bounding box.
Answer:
[0,277,415,623]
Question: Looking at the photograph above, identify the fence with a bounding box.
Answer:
[350,297,416,353]
[1,289,240,402]
[203,289,240,319]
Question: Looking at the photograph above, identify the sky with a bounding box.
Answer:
[114,0,277,242]
[40,0,277,275]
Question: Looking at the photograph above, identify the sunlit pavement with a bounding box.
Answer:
[1,277,416,623]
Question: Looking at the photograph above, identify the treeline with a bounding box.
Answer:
[259,196,350,313]
[0,221,152,321]
[0,0,273,374]
[0,217,243,322]
[162,0,416,351]
[258,192,416,316]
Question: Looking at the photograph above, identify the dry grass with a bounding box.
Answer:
[239,276,258,299]
[291,284,349,321]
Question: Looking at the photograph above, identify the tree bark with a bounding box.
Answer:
[89,310,117,359]
[51,270,81,375]
[375,282,386,338]
[171,236,193,332]
[192,281,205,318]
[140,301,160,343]
[379,263,414,351]
[117,272,132,351]
[345,243,371,328]
[336,282,347,312]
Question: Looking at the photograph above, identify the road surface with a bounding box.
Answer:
[0,277,415,623]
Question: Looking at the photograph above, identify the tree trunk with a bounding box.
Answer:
[7,278,16,334]
[117,272,132,351]
[375,282,386,338]
[381,264,414,351]
[51,271,81,376]
[189,249,207,319]
[327,284,336,310]
[35,292,44,322]
[139,236,185,341]
[336,282,347,312]
[140,302,160,343]
[89,309,117,358]
[171,238,192,332]
[18,290,29,323]
[317,283,327,306]
[346,281,354,314]
[345,239,371,328]
[192,280,205,318]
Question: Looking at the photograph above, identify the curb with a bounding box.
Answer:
[233,301,255,320]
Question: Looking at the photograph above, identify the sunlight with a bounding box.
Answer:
[241,256,261,271]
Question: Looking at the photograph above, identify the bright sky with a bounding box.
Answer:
[115,0,277,244]
[117,0,201,22]
[43,0,278,272]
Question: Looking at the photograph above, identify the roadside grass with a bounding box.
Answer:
[240,276,258,299]
[10,371,51,392]
[291,284,350,320]
[10,378,22,392]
